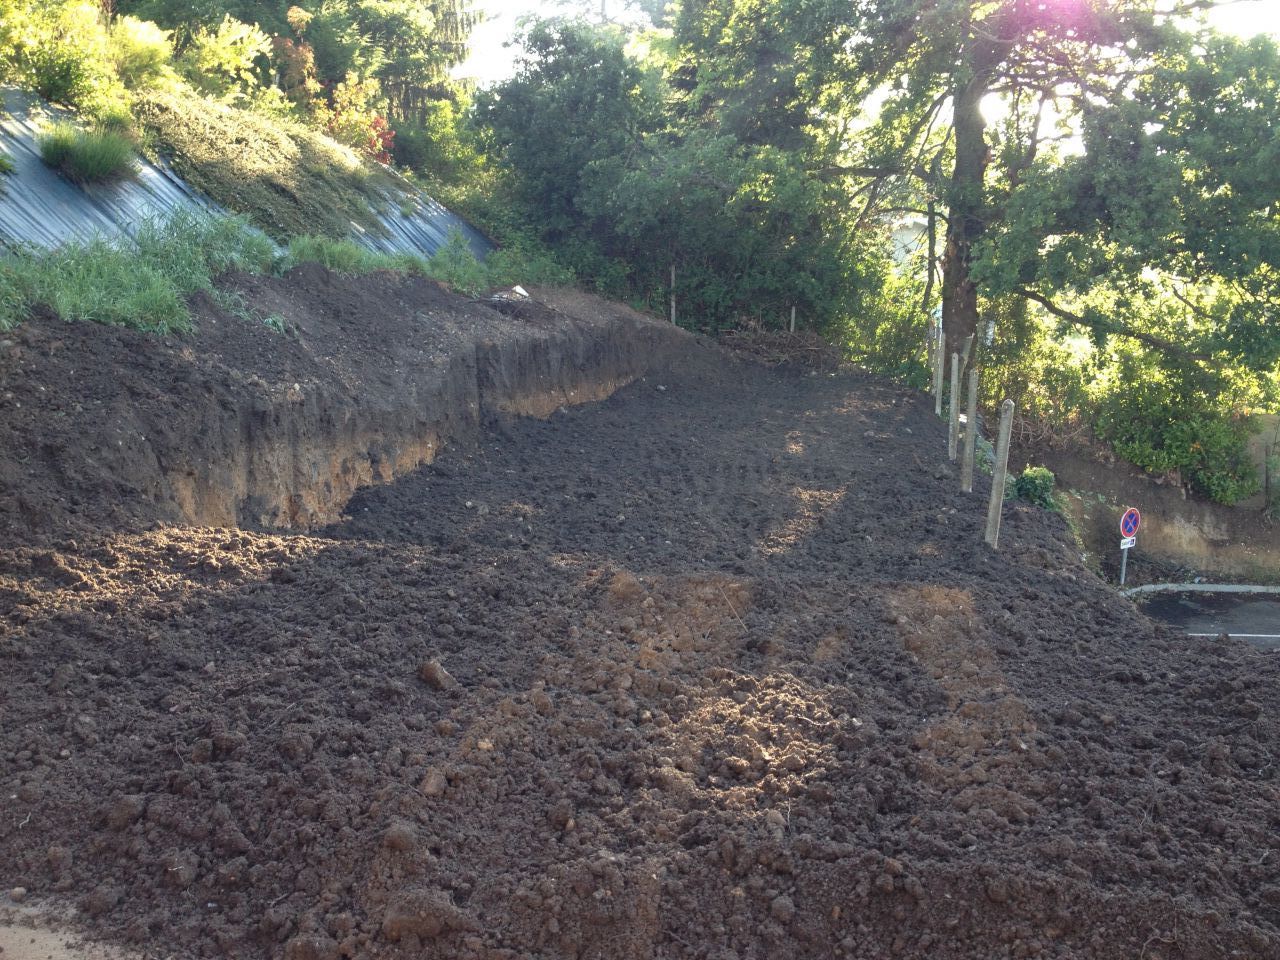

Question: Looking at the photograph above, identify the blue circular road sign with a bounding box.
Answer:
[1120,507,1141,538]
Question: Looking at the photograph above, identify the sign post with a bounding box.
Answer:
[1119,507,1141,586]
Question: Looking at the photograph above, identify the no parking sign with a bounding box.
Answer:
[1120,507,1141,539]
[1119,507,1140,585]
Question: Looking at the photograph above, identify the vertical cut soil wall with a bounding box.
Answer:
[0,270,689,537]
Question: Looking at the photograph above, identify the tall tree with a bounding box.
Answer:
[835,0,1280,370]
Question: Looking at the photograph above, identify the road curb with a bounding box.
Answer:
[1123,583,1280,598]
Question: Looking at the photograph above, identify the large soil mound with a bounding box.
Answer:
[2,273,1279,960]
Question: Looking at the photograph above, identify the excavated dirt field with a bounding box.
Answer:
[3,272,1280,960]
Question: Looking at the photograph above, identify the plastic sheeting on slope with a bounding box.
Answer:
[0,87,491,260]
[0,88,215,249]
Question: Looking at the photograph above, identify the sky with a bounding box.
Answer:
[455,0,1280,88]
[456,0,651,87]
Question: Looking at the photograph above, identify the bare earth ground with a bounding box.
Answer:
[3,275,1280,959]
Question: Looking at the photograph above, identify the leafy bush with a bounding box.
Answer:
[1013,466,1057,509]
[0,152,13,175]
[21,42,92,103]
[1095,353,1261,504]
[318,73,394,164]
[180,15,270,100]
[484,243,573,289]
[840,268,932,389]
[108,15,171,88]
[38,123,136,183]
[11,0,126,117]
[424,230,488,296]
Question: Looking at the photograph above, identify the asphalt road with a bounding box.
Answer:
[1140,592,1280,651]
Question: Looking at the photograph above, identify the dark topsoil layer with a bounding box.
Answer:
[2,271,1280,960]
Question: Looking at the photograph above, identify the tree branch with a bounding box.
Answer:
[1016,287,1212,362]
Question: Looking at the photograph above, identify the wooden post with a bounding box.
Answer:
[961,368,978,493]
[934,331,945,417]
[670,264,676,325]
[789,305,796,333]
[926,333,935,402]
[947,352,960,461]
[984,399,1016,548]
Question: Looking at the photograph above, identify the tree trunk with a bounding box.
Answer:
[941,14,1015,361]
[942,75,987,354]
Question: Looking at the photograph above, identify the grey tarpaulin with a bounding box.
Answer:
[0,87,490,259]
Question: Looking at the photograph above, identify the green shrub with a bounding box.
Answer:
[39,123,136,183]
[1013,466,1057,509]
[1095,359,1260,504]
[109,15,171,88]
[484,242,573,289]
[13,1,125,114]
[180,15,270,99]
[424,230,488,296]
[21,43,92,104]
[839,270,932,389]
[0,152,13,176]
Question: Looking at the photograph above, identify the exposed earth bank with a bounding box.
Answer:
[2,273,1280,960]
[0,267,686,536]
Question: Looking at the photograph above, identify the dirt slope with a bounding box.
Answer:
[2,275,1280,960]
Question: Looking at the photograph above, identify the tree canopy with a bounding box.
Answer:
[826,0,1280,373]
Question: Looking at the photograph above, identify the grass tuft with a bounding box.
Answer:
[281,235,398,275]
[38,123,136,183]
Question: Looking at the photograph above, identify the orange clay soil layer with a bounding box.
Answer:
[1,270,1279,960]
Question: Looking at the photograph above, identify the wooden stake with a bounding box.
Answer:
[670,264,676,325]
[947,352,960,461]
[984,399,1016,548]
[789,305,796,333]
[934,331,945,417]
[961,368,978,493]
[926,333,935,401]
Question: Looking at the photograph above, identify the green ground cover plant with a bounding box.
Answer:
[280,229,566,298]
[0,212,274,333]
[132,86,395,241]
